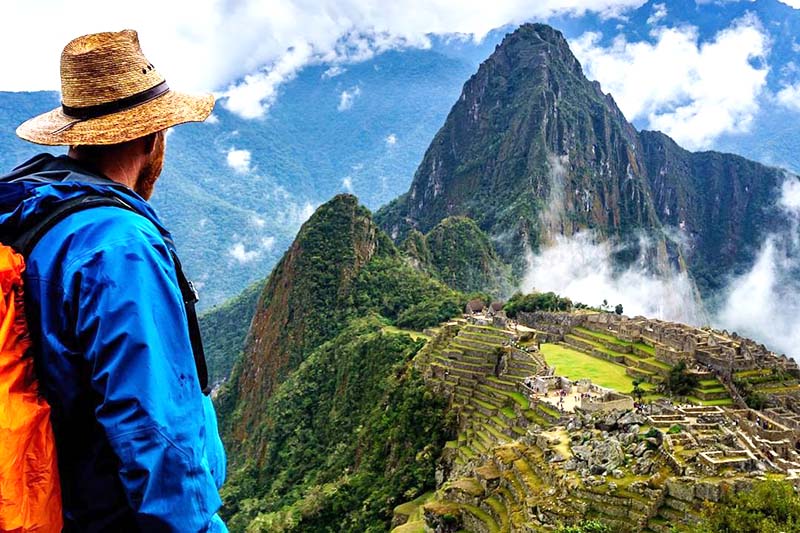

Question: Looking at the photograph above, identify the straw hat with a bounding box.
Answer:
[16,30,214,146]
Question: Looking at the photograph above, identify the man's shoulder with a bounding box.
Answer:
[31,203,169,273]
[60,202,163,243]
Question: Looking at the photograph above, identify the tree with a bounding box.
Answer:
[665,361,698,397]
[631,379,644,402]
[615,304,623,315]
[693,480,800,532]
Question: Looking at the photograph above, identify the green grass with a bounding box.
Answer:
[394,492,435,520]
[537,403,561,418]
[566,334,627,359]
[685,396,735,406]
[500,406,516,418]
[574,326,630,345]
[391,520,426,533]
[460,503,500,533]
[381,324,431,341]
[634,342,655,355]
[540,343,640,393]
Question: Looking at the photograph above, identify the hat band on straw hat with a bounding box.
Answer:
[61,80,170,120]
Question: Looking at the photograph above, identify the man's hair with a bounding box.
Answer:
[70,132,158,159]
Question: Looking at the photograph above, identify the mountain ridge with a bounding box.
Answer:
[376,23,793,299]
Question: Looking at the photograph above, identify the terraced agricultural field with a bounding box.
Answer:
[539,343,639,393]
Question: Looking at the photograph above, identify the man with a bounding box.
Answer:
[0,30,227,531]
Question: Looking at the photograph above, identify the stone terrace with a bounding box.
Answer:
[390,311,800,533]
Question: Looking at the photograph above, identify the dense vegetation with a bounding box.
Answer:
[415,216,513,296]
[665,361,700,397]
[691,480,800,532]
[220,317,454,532]
[504,291,573,317]
[199,280,264,385]
[558,521,612,533]
[216,195,463,531]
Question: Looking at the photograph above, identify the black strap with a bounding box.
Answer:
[61,81,170,120]
[170,250,211,395]
[14,194,211,395]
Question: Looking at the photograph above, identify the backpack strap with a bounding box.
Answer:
[14,195,211,395]
[169,250,211,395]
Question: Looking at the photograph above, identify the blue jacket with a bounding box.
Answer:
[0,155,228,532]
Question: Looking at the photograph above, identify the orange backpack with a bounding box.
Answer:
[0,244,62,532]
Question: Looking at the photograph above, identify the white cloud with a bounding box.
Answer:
[521,232,706,324]
[226,148,252,174]
[385,133,398,146]
[338,86,361,111]
[777,82,800,112]
[778,0,800,8]
[261,236,276,251]
[646,3,667,25]
[520,175,800,360]
[570,14,770,149]
[250,215,266,228]
[779,177,800,214]
[229,242,260,263]
[322,65,347,78]
[205,113,219,124]
[342,176,354,191]
[2,0,647,116]
[715,238,800,357]
[281,200,317,230]
[716,178,800,357]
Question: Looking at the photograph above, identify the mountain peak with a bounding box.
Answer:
[224,194,388,448]
[489,23,584,81]
[376,22,647,259]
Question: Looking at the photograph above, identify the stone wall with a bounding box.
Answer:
[578,395,634,413]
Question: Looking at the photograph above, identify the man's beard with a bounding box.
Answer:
[134,130,166,200]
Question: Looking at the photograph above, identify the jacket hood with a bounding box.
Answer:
[0,153,169,242]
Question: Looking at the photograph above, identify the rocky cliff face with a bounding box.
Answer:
[377,23,792,297]
[639,130,788,293]
[377,24,659,259]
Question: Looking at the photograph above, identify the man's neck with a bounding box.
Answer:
[67,150,139,190]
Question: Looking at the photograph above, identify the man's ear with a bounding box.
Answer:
[141,132,159,155]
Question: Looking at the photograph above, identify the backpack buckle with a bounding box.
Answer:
[187,280,200,304]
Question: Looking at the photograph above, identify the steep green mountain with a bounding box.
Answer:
[403,216,513,296]
[376,23,792,297]
[216,194,463,531]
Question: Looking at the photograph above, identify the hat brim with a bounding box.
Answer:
[15,90,214,146]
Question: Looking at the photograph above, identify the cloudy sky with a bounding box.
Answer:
[4,0,800,150]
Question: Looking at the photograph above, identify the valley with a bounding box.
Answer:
[198,19,800,533]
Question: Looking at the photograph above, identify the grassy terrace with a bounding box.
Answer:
[391,492,434,533]
[540,343,641,393]
[574,326,655,355]
[381,325,431,341]
[686,396,735,406]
